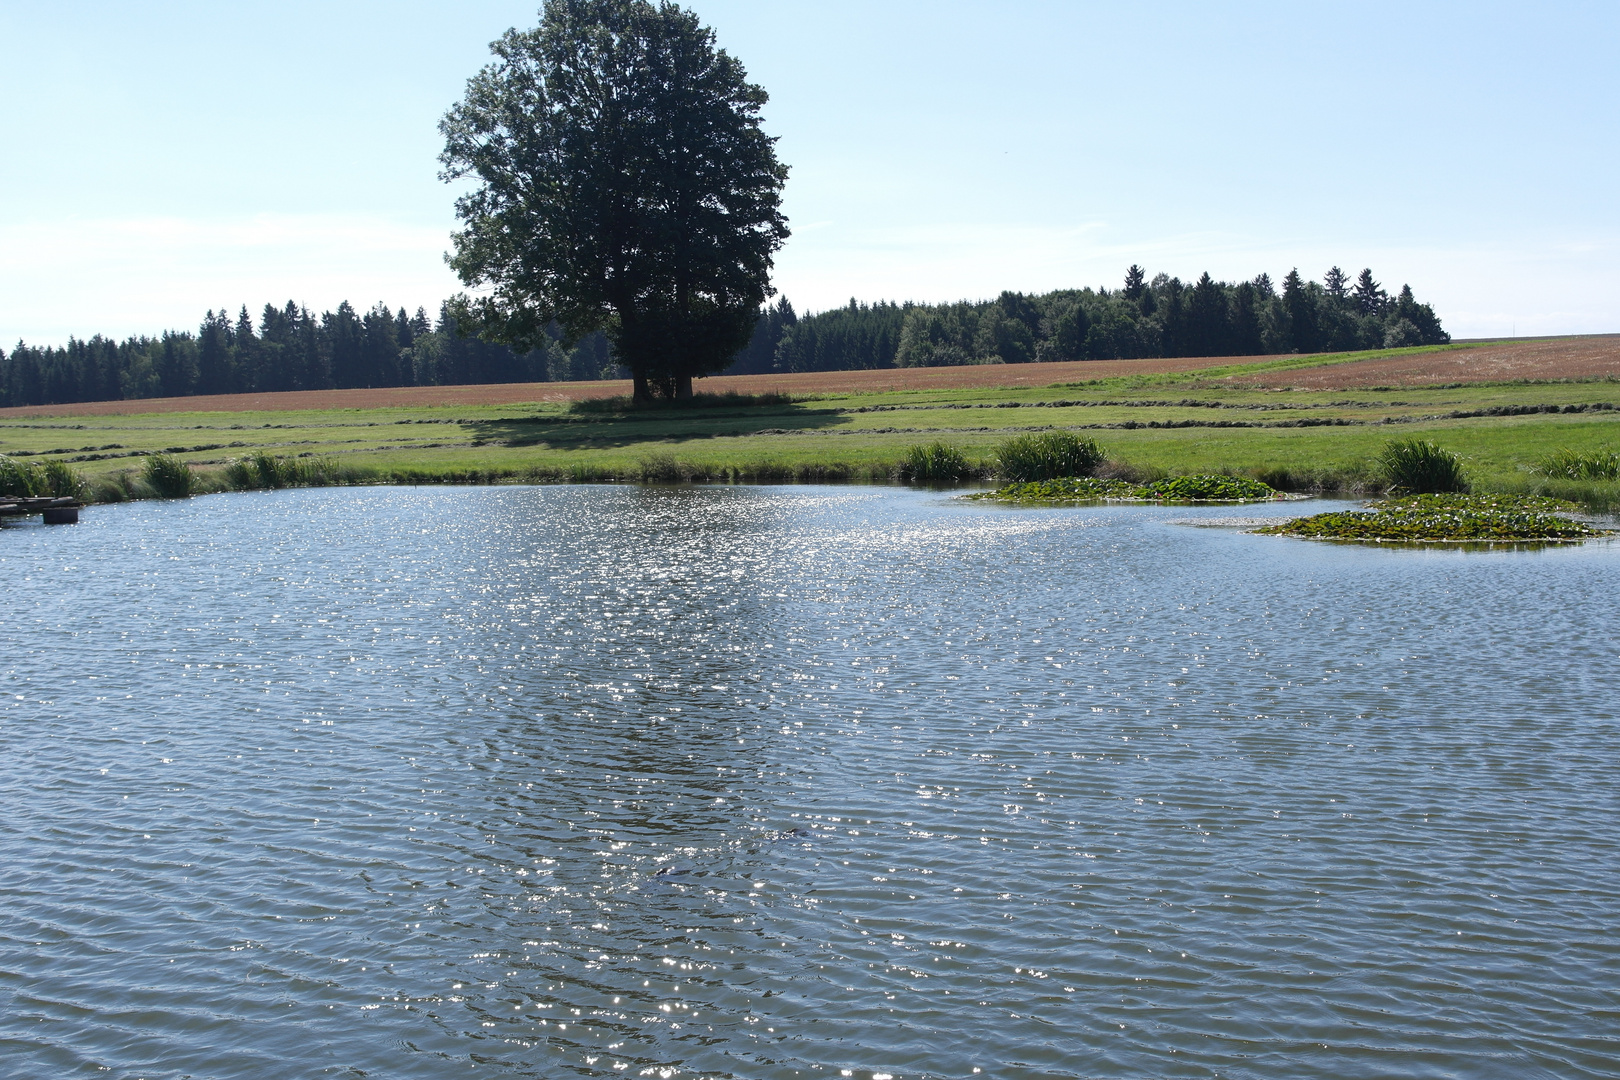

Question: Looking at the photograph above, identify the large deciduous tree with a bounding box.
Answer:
[439,0,790,402]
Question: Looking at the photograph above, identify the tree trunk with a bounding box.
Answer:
[675,373,693,400]
[632,372,654,404]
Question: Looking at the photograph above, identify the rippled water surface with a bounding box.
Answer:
[2,486,1618,1079]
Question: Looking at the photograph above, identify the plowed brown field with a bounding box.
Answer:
[3,336,1615,417]
[1220,335,1620,390]
[0,353,1269,417]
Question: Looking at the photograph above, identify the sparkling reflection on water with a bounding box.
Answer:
[1,485,1617,1079]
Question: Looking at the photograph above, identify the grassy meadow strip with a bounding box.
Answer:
[1,346,1618,510]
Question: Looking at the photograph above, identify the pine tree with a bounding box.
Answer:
[1393,284,1450,345]
[1230,281,1263,356]
[1188,272,1229,356]
[1158,278,1187,358]
[1282,269,1319,353]
[197,310,236,394]
[1123,265,1146,300]
[362,303,403,386]
[1353,268,1387,315]
[1324,266,1348,300]
[327,302,364,388]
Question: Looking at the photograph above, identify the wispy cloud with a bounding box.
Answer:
[772,221,1620,337]
[1,214,463,346]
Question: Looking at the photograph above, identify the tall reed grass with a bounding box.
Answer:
[142,454,197,498]
[1538,447,1620,482]
[224,452,344,490]
[632,453,888,484]
[898,442,973,484]
[1251,463,1378,495]
[0,456,87,499]
[996,432,1105,482]
[1376,439,1469,493]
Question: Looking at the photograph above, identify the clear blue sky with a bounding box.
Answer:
[2,0,1615,346]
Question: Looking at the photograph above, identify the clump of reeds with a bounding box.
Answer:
[224,452,343,491]
[626,455,892,484]
[1252,463,1378,495]
[898,442,972,485]
[1538,447,1620,482]
[40,460,87,499]
[996,432,1105,482]
[636,453,712,483]
[142,453,197,498]
[0,455,40,497]
[1376,438,1468,493]
[0,455,85,499]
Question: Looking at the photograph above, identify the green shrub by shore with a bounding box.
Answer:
[142,453,197,498]
[1377,438,1468,493]
[1256,493,1611,543]
[0,455,86,500]
[1538,447,1620,482]
[224,452,346,491]
[996,431,1105,482]
[899,442,975,484]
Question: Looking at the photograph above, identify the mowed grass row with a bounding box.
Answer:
[2,348,1618,504]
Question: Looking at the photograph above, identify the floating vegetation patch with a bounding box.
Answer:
[1138,474,1279,502]
[965,477,1143,503]
[968,474,1281,505]
[1256,493,1610,543]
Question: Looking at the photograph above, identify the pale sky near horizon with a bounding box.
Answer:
[2,0,1615,347]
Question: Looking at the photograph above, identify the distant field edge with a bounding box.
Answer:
[3,335,1617,418]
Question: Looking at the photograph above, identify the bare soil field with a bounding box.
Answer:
[1220,335,1620,390]
[4,336,1615,418]
[0,354,1268,417]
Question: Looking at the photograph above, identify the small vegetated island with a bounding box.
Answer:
[1256,439,1613,544]
[966,434,1615,543]
[1256,493,1610,544]
[963,431,1285,504]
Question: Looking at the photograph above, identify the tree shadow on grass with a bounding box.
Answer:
[463,400,849,449]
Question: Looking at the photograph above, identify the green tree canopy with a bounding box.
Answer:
[439,0,789,401]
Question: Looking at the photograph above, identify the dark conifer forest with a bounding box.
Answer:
[0,267,1445,407]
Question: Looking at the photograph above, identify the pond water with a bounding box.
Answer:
[2,486,1617,1079]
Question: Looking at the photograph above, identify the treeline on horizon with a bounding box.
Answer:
[737,266,1449,376]
[0,302,618,409]
[0,267,1446,408]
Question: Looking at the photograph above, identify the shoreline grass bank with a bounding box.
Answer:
[4,345,1620,513]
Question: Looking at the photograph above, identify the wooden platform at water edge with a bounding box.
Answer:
[0,497,82,524]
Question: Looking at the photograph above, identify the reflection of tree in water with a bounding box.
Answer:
[410,486,812,1073]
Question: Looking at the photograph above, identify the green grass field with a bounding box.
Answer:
[3,347,1618,507]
